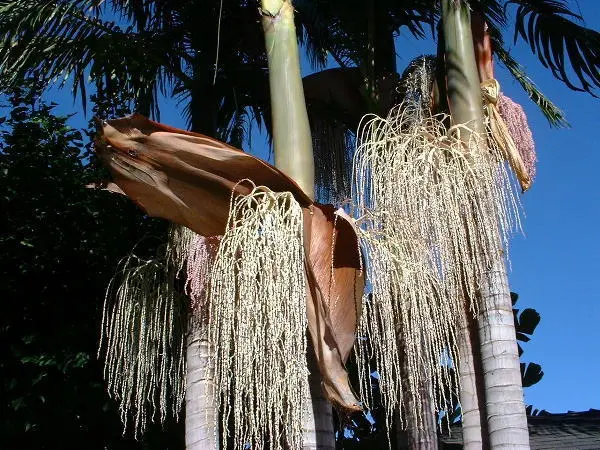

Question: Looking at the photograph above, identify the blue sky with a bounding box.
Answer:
[44,1,599,414]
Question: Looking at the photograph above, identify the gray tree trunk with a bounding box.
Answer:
[457,304,488,449]
[397,339,440,450]
[302,356,336,450]
[404,395,439,450]
[185,334,218,450]
[478,264,529,448]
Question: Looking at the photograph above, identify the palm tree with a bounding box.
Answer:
[260,0,331,446]
[440,2,598,447]
[3,1,599,448]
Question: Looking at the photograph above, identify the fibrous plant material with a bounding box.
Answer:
[354,212,457,429]
[482,79,535,192]
[352,103,520,429]
[166,224,196,277]
[398,55,437,121]
[99,252,187,436]
[303,68,367,205]
[208,182,308,450]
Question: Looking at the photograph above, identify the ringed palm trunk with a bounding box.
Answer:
[261,1,334,448]
[185,330,218,449]
[440,1,529,448]
[456,301,489,449]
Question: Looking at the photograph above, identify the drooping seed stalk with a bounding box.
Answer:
[440,1,530,448]
[208,185,308,450]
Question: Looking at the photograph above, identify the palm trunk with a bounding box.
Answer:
[184,84,220,449]
[261,1,334,447]
[303,355,336,450]
[185,332,218,450]
[477,267,529,448]
[261,0,315,199]
[404,387,439,449]
[440,1,529,448]
[457,302,488,449]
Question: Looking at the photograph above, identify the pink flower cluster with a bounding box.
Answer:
[498,94,537,183]
[186,234,222,314]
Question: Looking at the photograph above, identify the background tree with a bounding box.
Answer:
[0,0,271,140]
[0,81,182,449]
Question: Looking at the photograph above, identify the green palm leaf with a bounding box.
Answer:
[509,0,600,94]
[495,44,568,127]
[0,1,166,114]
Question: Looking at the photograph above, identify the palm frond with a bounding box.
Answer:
[508,0,600,95]
[470,0,508,28]
[0,1,190,117]
[295,0,361,70]
[0,1,115,84]
[495,44,568,127]
[225,108,250,150]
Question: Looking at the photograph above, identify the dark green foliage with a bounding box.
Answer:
[296,0,434,71]
[512,292,544,389]
[0,0,270,139]
[521,362,544,388]
[509,0,600,94]
[1,0,597,137]
[0,82,181,449]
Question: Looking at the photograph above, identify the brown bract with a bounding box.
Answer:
[304,204,363,411]
[95,114,312,237]
[93,114,363,412]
